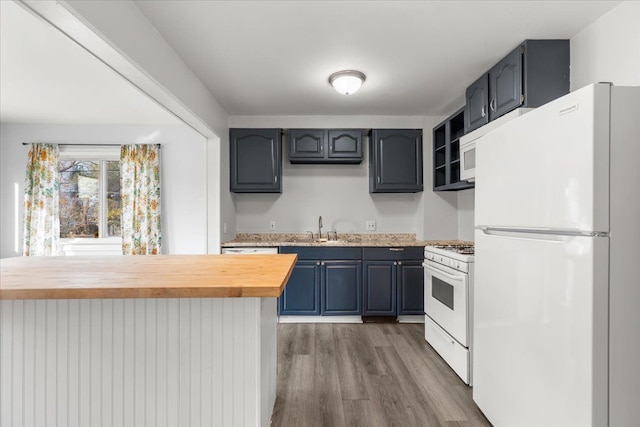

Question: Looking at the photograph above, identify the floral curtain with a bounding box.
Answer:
[23,144,60,256]
[120,144,162,255]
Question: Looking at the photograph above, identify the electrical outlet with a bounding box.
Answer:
[269,221,276,231]
[366,220,376,231]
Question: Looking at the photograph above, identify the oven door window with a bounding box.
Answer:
[432,276,454,310]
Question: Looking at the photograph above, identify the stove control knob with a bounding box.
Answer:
[455,262,460,269]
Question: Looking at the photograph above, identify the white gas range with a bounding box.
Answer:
[423,244,475,385]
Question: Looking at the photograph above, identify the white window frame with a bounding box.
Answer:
[58,145,122,255]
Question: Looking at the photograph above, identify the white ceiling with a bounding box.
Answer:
[0,1,623,123]
[0,0,178,125]
[134,0,621,116]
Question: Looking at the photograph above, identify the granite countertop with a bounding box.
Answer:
[221,233,472,248]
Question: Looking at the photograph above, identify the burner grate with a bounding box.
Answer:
[429,244,474,255]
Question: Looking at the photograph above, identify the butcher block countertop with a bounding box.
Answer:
[0,254,297,300]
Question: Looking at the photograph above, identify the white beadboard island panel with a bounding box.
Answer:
[0,297,277,427]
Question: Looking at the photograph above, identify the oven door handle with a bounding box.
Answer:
[423,263,464,281]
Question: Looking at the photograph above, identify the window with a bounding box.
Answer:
[58,147,121,239]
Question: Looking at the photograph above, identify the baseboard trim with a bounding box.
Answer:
[277,315,425,324]
[278,315,363,324]
[398,315,425,323]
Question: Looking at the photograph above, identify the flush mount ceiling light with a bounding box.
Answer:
[328,70,366,95]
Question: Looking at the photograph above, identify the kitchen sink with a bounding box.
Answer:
[315,239,349,245]
[284,237,350,245]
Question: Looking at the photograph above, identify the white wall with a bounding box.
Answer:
[420,116,459,240]
[25,0,232,252]
[219,132,236,242]
[570,1,640,90]
[228,115,460,240]
[0,123,207,258]
[457,189,475,241]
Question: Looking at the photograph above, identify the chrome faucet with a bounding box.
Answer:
[318,216,323,240]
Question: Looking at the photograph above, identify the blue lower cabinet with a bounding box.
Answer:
[321,261,362,315]
[279,246,423,317]
[279,260,320,315]
[363,261,397,316]
[397,261,424,315]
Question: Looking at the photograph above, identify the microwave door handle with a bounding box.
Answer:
[424,264,464,282]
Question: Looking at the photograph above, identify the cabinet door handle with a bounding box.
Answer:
[393,262,397,265]
[481,106,486,118]
[321,262,325,266]
[389,248,404,252]
[490,98,496,112]
[398,261,402,265]
[377,176,381,183]
[316,261,320,265]
[275,175,278,183]
[320,144,323,151]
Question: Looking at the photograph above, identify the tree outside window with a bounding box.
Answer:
[58,160,121,238]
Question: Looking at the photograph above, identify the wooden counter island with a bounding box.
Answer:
[0,254,297,427]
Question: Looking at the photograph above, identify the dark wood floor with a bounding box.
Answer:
[271,323,492,427]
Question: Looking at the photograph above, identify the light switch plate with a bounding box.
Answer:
[269,221,276,231]
[366,220,376,231]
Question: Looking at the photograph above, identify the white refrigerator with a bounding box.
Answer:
[473,84,640,427]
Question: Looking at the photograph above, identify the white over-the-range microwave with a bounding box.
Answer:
[459,108,534,182]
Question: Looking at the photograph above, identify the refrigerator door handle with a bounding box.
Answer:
[478,227,607,242]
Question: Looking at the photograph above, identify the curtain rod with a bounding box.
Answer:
[22,143,161,148]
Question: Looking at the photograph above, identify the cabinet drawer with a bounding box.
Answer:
[279,246,361,260]
[424,315,469,384]
[362,247,423,261]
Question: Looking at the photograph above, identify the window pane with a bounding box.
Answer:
[59,160,99,238]
[106,160,121,237]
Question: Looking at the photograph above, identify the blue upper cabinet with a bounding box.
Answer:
[288,129,325,160]
[489,47,523,120]
[465,74,489,133]
[369,129,423,193]
[230,128,282,193]
[327,130,362,161]
[465,39,569,134]
[288,129,363,164]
